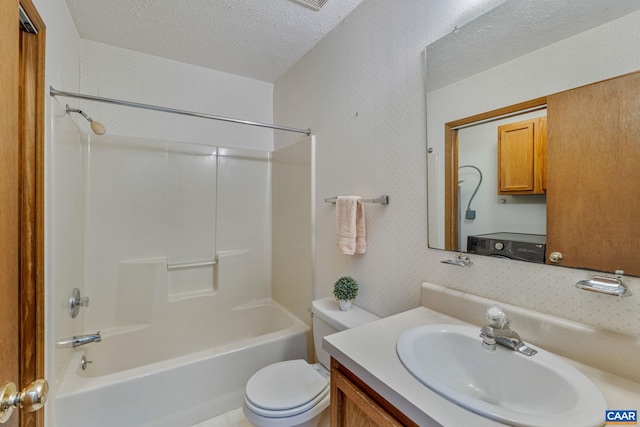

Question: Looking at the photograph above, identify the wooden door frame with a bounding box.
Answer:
[1,1,46,427]
[19,2,46,427]
[0,3,22,425]
[443,97,547,250]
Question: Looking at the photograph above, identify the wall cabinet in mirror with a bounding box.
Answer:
[497,117,547,195]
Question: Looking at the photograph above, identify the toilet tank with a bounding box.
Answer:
[311,297,380,368]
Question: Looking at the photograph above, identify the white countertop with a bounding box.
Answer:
[323,306,640,427]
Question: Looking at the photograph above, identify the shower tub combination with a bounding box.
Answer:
[55,299,309,427]
[51,127,316,426]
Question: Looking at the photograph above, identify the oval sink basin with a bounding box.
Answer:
[397,324,607,427]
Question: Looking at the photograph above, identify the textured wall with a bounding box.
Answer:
[274,0,640,336]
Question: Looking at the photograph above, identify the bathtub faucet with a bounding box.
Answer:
[71,331,102,348]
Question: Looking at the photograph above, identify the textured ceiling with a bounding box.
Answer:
[65,0,364,83]
[66,0,639,86]
[427,0,640,91]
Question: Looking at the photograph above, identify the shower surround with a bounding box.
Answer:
[52,126,314,426]
[81,135,272,331]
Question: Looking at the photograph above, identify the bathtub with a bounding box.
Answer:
[55,299,309,427]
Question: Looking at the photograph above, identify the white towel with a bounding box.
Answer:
[336,196,366,255]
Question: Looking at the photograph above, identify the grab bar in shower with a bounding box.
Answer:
[324,195,389,205]
[166,259,217,270]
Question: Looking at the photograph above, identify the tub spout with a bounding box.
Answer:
[72,332,101,348]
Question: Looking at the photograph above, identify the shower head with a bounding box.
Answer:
[66,104,106,135]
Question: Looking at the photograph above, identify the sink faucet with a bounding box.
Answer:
[479,305,537,356]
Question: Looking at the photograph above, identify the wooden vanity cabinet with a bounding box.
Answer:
[497,116,547,195]
[330,358,418,427]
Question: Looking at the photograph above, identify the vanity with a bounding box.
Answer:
[324,283,640,426]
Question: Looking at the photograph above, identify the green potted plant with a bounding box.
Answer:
[333,276,359,311]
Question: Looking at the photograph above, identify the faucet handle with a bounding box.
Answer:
[486,304,508,328]
[69,288,89,319]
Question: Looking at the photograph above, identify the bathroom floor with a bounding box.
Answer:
[192,408,331,427]
[191,408,252,427]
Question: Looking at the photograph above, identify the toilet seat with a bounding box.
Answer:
[245,360,329,418]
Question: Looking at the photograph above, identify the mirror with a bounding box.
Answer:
[426,0,640,276]
[455,108,548,252]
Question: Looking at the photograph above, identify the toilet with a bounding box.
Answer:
[243,297,380,427]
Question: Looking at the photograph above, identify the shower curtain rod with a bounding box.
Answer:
[49,86,311,136]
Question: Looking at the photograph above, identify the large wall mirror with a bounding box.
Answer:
[426,0,640,276]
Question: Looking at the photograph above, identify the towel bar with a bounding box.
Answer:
[325,195,389,205]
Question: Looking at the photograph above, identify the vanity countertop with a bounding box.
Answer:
[323,306,640,427]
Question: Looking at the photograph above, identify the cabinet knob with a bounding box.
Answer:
[549,252,563,263]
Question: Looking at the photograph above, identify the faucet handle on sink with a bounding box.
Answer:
[485,304,508,328]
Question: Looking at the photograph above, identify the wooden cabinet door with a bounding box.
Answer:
[498,117,546,195]
[546,71,640,275]
[498,119,536,193]
[331,370,402,427]
[330,358,417,427]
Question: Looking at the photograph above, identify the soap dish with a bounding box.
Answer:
[575,275,631,297]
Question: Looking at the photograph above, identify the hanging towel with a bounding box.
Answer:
[336,196,366,255]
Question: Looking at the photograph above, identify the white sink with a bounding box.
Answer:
[396,324,607,427]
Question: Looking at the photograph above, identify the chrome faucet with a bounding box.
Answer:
[71,331,102,348]
[479,305,537,356]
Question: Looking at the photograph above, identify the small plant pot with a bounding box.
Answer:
[338,300,352,311]
[333,277,359,307]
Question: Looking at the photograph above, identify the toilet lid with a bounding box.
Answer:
[245,360,329,412]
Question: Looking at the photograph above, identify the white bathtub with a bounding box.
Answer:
[55,299,309,427]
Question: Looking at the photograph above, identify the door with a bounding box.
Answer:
[546,71,640,275]
[0,1,47,427]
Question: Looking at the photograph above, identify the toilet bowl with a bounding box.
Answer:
[243,360,329,427]
[243,297,380,427]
